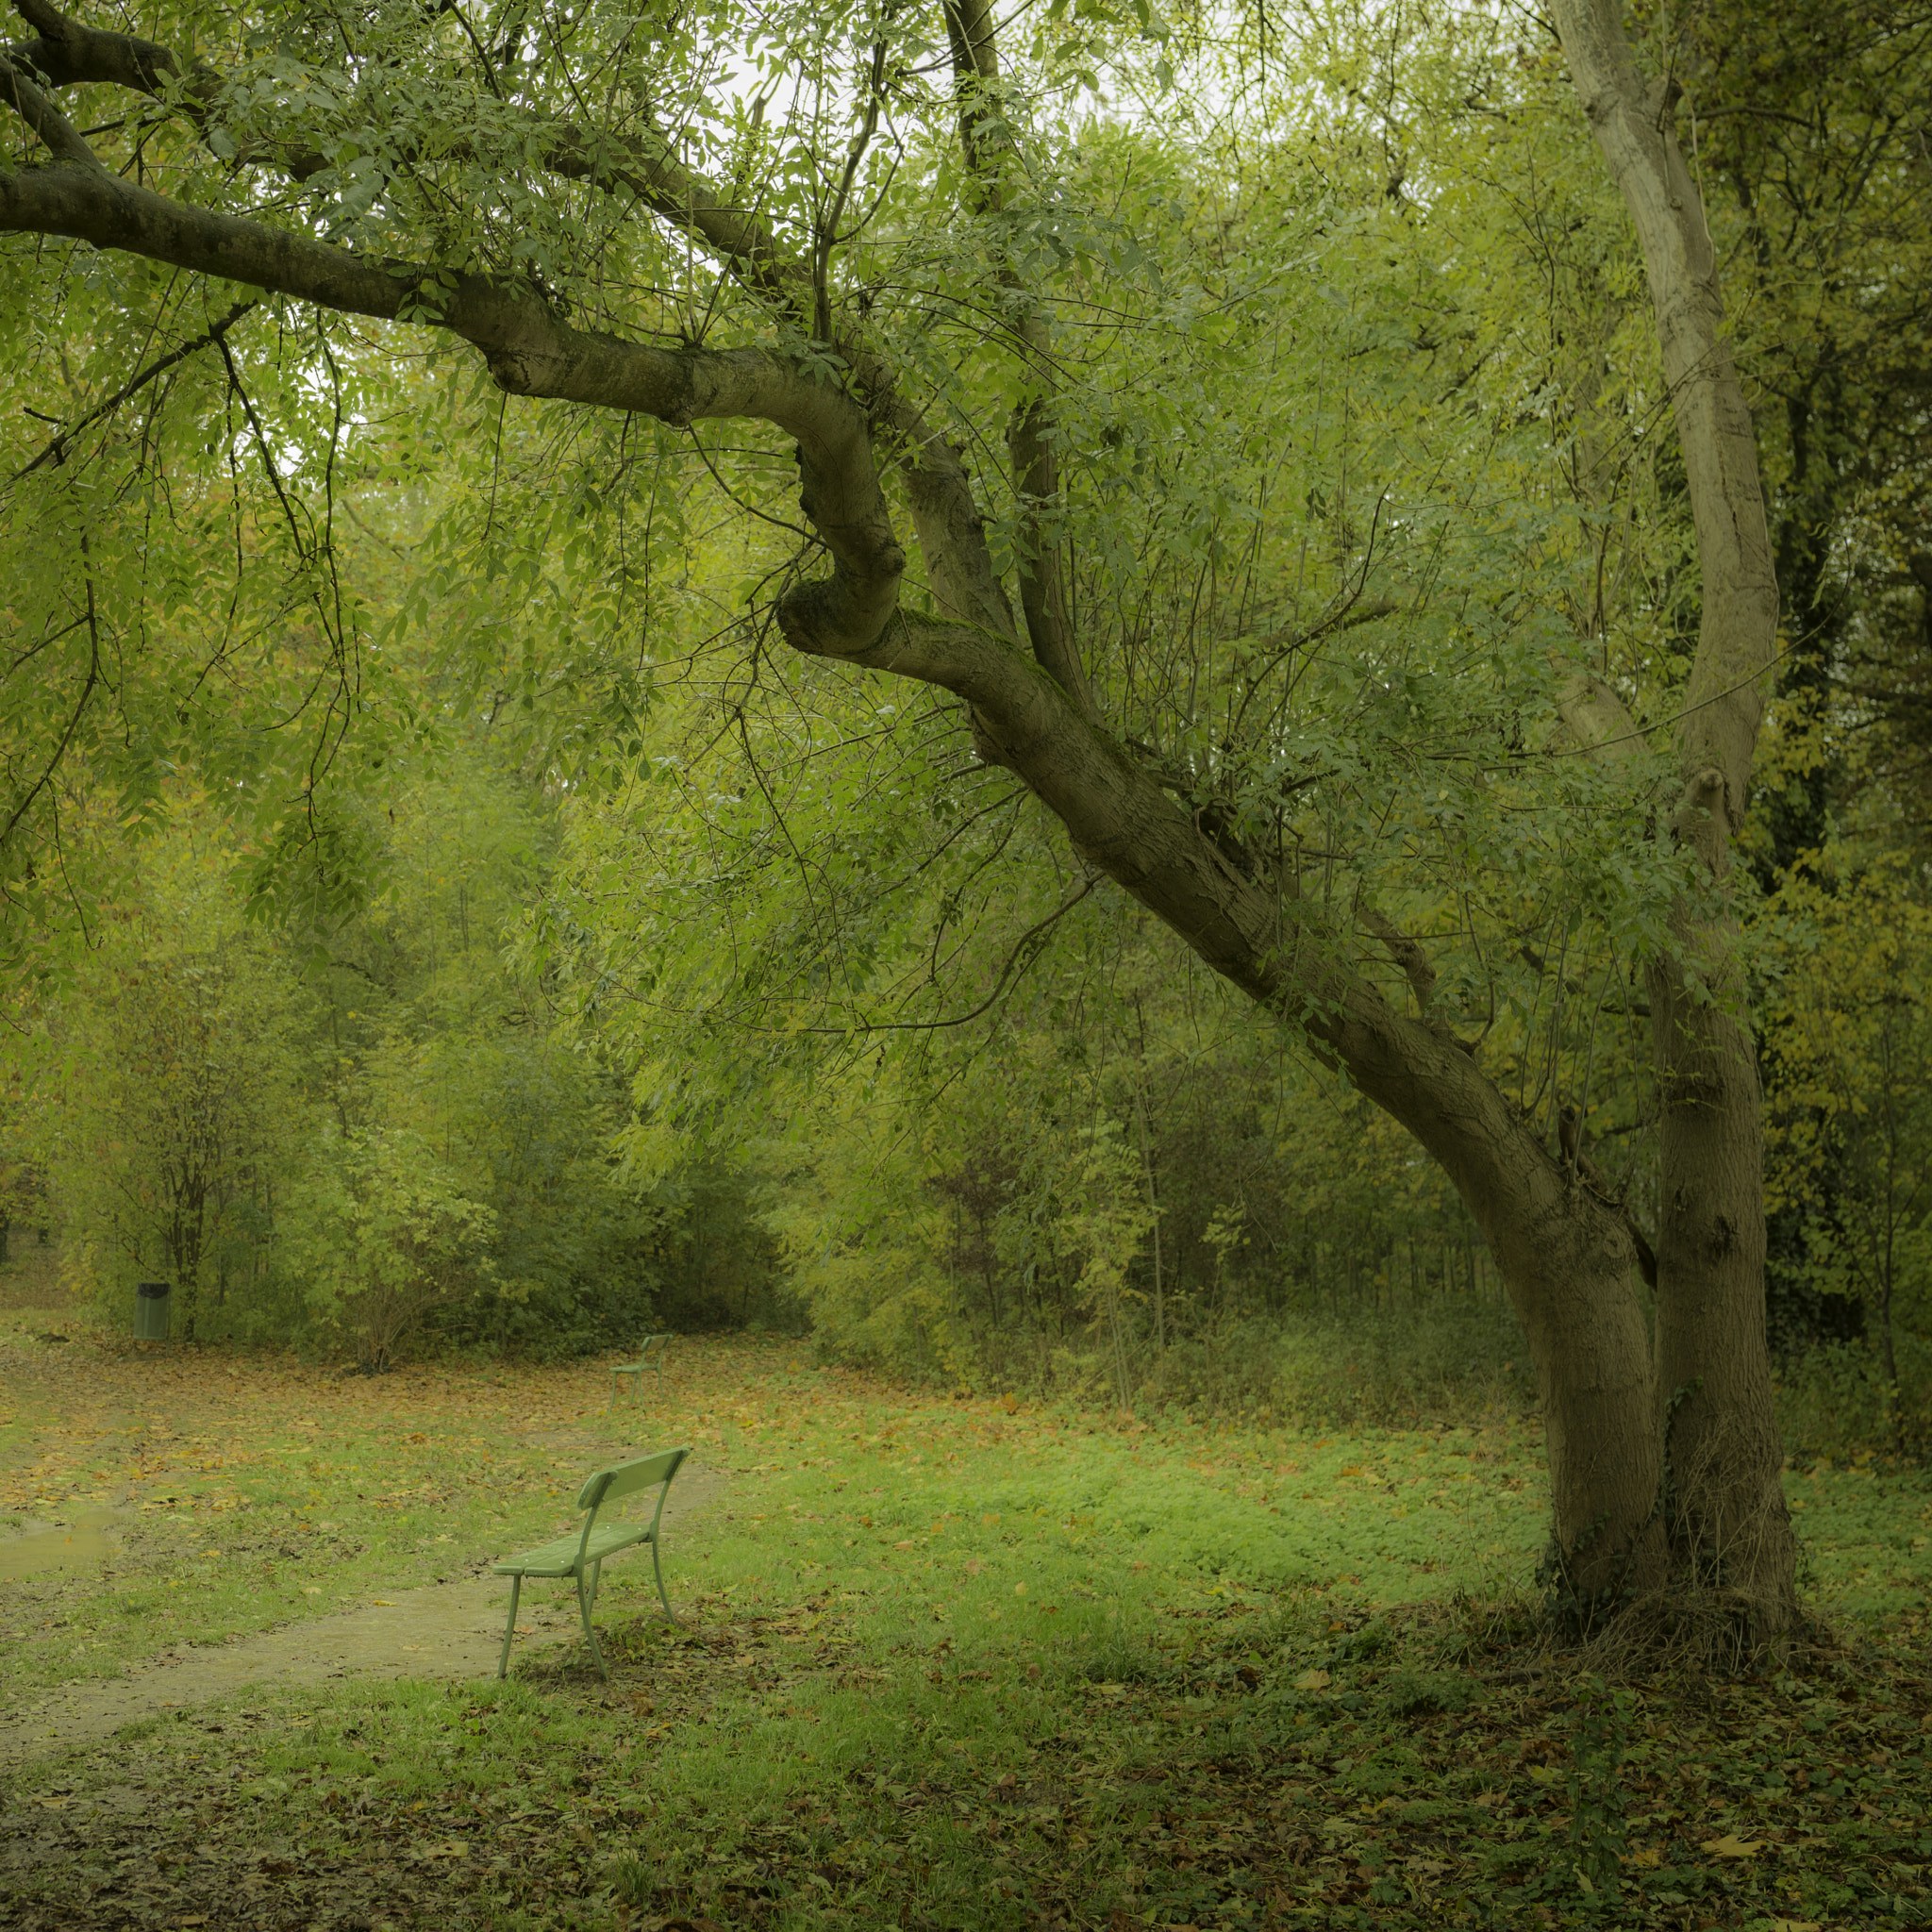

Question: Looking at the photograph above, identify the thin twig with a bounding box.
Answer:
[11,303,258,483]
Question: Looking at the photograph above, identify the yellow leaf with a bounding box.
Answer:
[1699,1835,1765,1858]
[1771,1921,1820,1932]
[1294,1667,1331,1690]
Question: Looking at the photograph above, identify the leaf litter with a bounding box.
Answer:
[0,1329,1927,1928]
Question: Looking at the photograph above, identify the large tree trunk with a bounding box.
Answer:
[1649,957,1794,1618]
[1553,0,1797,1628]
[1337,1007,1667,1596]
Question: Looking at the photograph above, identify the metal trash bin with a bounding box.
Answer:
[134,1281,170,1341]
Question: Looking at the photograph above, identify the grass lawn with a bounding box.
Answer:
[1,1307,1928,1930]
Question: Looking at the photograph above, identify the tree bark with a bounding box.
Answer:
[1552,0,1796,1623]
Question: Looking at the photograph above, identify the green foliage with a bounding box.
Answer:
[7,746,717,1362]
[1778,1341,1932,1466]
[1566,1676,1635,1907]
[1,0,1926,1531]
[1764,851,1932,1448]
[35,825,319,1339]
[277,1124,496,1373]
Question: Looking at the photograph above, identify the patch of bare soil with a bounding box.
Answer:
[0,1462,725,1764]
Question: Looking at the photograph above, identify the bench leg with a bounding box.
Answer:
[497,1574,522,1681]
[651,1535,680,1628]
[575,1569,609,1681]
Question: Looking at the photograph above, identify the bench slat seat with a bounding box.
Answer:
[496,1521,658,1577]
[492,1445,688,1681]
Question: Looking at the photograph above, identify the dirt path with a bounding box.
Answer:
[0,1460,725,1765]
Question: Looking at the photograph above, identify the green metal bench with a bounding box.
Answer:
[492,1446,689,1681]
[609,1333,671,1407]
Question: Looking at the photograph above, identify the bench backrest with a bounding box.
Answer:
[579,1446,686,1511]
[573,1448,689,1569]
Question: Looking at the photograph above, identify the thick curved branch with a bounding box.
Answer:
[8,0,1023,678]
[0,158,903,658]
[791,594,1639,1312]
[9,0,810,309]
[0,45,96,163]
[9,0,330,176]
[12,0,187,97]
[4,1,1648,1374]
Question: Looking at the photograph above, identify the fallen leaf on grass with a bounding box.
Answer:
[1699,1834,1765,1858]
[1294,1668,1330,1691]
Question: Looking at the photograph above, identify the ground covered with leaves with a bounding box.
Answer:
[1,1315,1928,1929]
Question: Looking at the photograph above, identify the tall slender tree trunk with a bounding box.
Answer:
[1133,1081,1164,1353]
[1552,0,1797,1625]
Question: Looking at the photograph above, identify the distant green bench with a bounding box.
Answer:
[493,1446,689,1681]
[609,1333,672,1407]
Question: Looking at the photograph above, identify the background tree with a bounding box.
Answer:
[42,824,315,1336]
[276,1121,495,1373]
[1764,855,1932,1451]
[1662,0,1932,1355]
